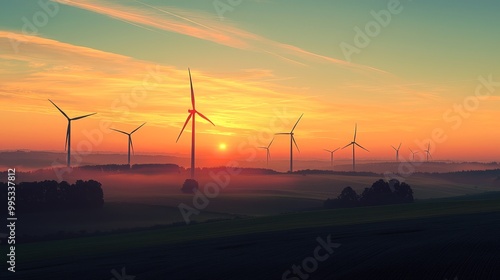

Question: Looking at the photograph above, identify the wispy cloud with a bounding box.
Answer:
[0,30,326,134]
[53,0,388,74]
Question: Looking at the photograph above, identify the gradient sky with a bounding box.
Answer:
[1,0,499,165]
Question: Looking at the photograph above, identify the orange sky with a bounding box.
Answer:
[1,1,500,165]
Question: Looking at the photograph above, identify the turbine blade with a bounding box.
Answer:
[409,147,413,153]
[391,145,396,151]
[355,142,369,152]
[196,111,215,126]
[354,123,357,141]
[333,147,341,152]
[72,113,97,120]
[341,143,353,150]
[275,133,290,135]
[131,122,146,134]
[292,136,300,152]
[268,137,274,148]
[188,68,195,110]
[65,122,70,151]
[290,113,303,133]
[176,113,193,142]
[398,142,402,149]
[130,136,134,155]
[48,99,70,119]
[110,128,129,135]
[324,149,332,153]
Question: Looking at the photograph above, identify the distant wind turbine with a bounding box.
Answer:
[110,123,146,167]
[176,68,215,179]
[409,148,419,161]
[391,142,402,162]
[258,138,274,167]
[276,114,303,173]
[342,123,369,172]
[323,147,340,169]
[424,142,432,162]
[48,99,96,168]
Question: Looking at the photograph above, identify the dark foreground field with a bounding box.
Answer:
[3,194,500,280]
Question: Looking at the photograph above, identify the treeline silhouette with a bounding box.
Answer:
[77,163,181,174]
[1,180,104,213]
[324,179,414,209]
[296,169,380,177]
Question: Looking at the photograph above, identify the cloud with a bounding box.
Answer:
[0,30,326,134]
[53,0,388,74]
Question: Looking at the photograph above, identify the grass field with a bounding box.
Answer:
[10,170,500,237]
[2,169,500,279]
[3,192,500,279]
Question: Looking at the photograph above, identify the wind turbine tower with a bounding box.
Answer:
[424,143,432,162]
[276,114,303,173]
[392,142,402,162]
[258,138,274,167]
[110,122,146,167]
[323,147,340,169]
[176,68,215,179]
[48,99,96,167]
[341,123,369,172]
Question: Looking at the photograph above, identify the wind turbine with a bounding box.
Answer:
[342,123,369,172]
[409,148,419,161]
[110,122,146,167]
[258,138,274,167]
[276,114,303,173]
[48,99,96,168]
[323,147,340,169]
[391,142,402,162]
[176,68,215,179]
[424,142,432,162]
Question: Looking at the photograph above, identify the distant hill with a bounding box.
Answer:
[0,150,498,173]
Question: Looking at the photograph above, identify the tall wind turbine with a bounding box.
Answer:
[258,138,274,167]
[409,148,419,161]
[391,142,402,162]
[110,122,146,167]
[424,142,432,162]
[276,114,303,173]
[48,99,96,168]
[323,147,340,169]
[342,123,369,172]
[176,68,215,179]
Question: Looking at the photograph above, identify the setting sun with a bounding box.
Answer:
[218,143,227,151]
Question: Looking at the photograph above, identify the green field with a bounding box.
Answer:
[11,192,500,262]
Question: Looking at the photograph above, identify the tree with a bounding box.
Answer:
[394,182,414,203]
[360,179,393,206]
[337,186,359,207]
[181,179,199,194]
[324,179,414,209]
